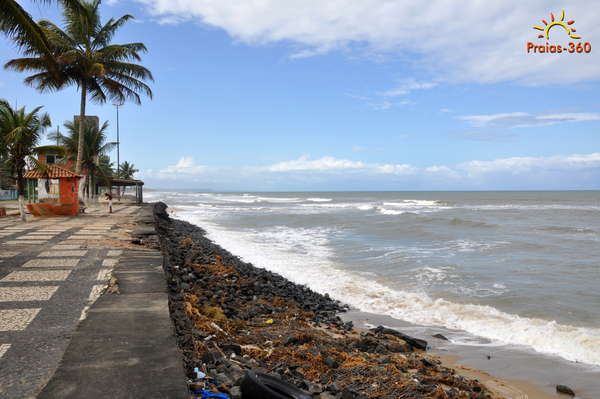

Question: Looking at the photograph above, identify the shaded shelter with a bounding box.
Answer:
[106,177,144,204]
[23,164,82,216]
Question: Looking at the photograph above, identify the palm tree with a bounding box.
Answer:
[118,161,137,179]
[117,160,137,195]
[49,118,115,199]
[0,99,57,220]
[1,0,84,74]
[5,0,153,176]
[98,154,114,177]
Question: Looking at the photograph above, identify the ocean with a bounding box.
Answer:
[145,190,600,371]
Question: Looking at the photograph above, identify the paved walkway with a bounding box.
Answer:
[38,248,187,398]
[0,204,143,398]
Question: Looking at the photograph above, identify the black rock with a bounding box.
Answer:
[556,385,575,396]
[432,333,449,341]
[355,337,382,353]
[326,383,340,393]
[340,388,367,399]
[324,356,339,369]
[306,382,323,394]
[370,326,428,351]
[221,344,242,356]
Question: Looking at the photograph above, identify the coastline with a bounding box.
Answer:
[341,310,584,399]
[153,201,575,398]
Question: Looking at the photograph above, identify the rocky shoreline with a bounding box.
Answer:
[153,202,501,399]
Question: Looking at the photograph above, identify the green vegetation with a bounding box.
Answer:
[0,1,83,69]
[0,99,60,220]
[49,118,116,198]
[118,161,138,179]
[5,0,153,175]
[0,0,151,208]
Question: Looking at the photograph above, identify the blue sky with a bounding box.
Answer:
[1,0,599,190]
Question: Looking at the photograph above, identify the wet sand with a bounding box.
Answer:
[342,310,599,399]
[439,354,554,399]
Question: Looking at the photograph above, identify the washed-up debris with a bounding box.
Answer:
[154,202,500,399]
[556,384,575,396]
[192,390,230,399]
[242,371,311,399]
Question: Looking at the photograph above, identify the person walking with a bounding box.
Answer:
[104,192,113,213]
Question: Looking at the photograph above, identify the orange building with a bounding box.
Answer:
[23,164,82,217]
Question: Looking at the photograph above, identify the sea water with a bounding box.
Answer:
[146,190,600,371]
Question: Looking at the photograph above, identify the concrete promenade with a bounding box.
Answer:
[0,203,186,398]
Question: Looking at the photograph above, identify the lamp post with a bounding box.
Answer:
[113,102,123,177]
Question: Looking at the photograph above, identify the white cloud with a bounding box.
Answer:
[375,163,417,175]
[267,156,418,175]
[267,156,365,172]
[459,112,600,128]
[381,88,409,97]
[366,100,413,110]
[347,86,416,111]
[157,157,207,176]
[135,0,600,84]
[381,80,437,97]
[143,153,600,189]
[460,153,600,175]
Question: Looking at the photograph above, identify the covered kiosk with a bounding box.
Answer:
[107,178,144,204]
[24,164,82,216]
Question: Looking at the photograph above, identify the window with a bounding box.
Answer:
[46,155,63,164]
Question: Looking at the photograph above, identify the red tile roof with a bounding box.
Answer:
[23,164,81,179]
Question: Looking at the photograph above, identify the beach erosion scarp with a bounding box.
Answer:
[153,201,505,399]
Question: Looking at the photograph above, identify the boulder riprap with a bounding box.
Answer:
[153,202,500,399]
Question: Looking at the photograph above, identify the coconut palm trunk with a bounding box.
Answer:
[76,81,87,175]
[16,168,26,221]
[5,1,153,204]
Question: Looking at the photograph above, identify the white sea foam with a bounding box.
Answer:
[413,266,452,284]
[468,204,600,211]
[378,208,408,215]
[376,199,450,215]
[307,198,333,202]
[383,200,443,207]
[357,204,375,211]
[214,195,261,203]
[300,202,374,211]
[255,196,302,203]
[175,210,600,367]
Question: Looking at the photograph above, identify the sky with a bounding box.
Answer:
[1,0,599,191]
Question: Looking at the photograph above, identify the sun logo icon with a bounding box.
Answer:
[533,10,580,40]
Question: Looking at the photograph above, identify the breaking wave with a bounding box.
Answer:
[177,211,600,367]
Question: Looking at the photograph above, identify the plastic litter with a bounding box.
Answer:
[192,389,230,399]
[193,367,206,380]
